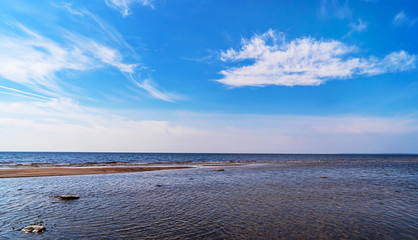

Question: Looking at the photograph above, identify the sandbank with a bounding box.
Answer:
[0,166,192,178]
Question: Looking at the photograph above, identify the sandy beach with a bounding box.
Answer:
[0,166,192,178]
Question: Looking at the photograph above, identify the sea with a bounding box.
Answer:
[0,152,417,239]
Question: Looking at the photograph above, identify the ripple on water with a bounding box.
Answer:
[0,162,417,239]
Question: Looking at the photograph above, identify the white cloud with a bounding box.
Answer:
[345,18,368,36]
[393,11,407,25]
[0,21,140,97]
[0,23,92,96]
[0,100,417,153]
[0,14,177,102]
[319,0,352,20]
[0,85,50,101]
[131,78,181,102]
[66,34,138,73]
[59,2,85,16]
[59,8,178,101]
[392,11,416,27]
[105,0,154,17]
[218,30,416,87]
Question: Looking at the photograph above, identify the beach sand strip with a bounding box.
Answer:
[0,166,192,178]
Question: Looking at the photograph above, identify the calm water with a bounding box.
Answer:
[0,153,417,239]
[0,152,417,165]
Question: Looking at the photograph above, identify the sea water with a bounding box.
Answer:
[0,153,417,239]
[0,152,416,165]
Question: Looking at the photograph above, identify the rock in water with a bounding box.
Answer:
[21,225,46,233]
[58,195,80,200]
[215,168,225,171]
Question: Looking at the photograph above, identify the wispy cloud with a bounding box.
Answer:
[218,30,416,87]
[57,4,178,102]
[0,21,93,96]
[0,85,51,101]
[104,0,154,17]
[130,77,182,102]
[0,20,141,97]
[0,5,178,102]
[392,11,416,27]
[319,0,352,20]
[59,2,85,16]
[65,33,138,73]
[345,18,368,37]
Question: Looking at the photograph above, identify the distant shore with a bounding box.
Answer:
[0,166,193,178]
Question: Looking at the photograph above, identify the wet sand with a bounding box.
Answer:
[0,166,193,178]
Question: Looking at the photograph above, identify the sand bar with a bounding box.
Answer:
[0,166,192,178]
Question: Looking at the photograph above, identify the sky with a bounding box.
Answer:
[0,0,417,153]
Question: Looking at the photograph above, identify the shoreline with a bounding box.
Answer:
[0,166,193,178]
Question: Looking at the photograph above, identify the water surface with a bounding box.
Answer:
[0,154,417,239]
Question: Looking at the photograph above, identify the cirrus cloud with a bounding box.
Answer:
[104,0,154,17]
[218,30,416,87]
[0,6,178,102]
[392,11,417,27]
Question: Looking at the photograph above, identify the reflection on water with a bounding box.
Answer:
[1,161,417,239]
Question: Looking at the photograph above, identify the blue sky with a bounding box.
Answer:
[0,0,417,153]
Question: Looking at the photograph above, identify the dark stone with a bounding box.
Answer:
[53,195,80,200]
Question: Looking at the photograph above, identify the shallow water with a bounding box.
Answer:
[1,152,417,165]
[1,160,417,239]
